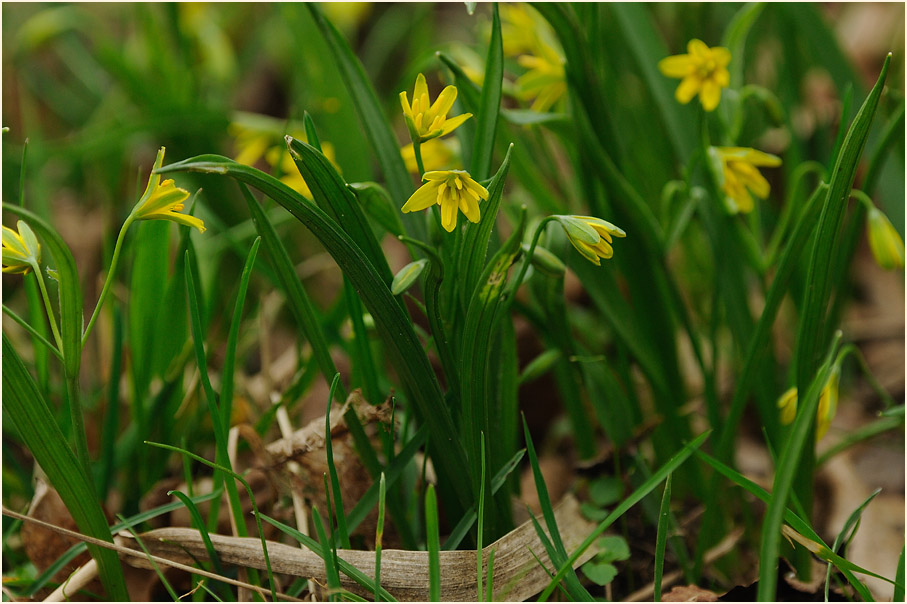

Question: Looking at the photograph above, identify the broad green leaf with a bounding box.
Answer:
[349,181,406,239]
[459,144,513,307]
[581,561,617,586]
[159,156,474,511]
[2,335,128,600]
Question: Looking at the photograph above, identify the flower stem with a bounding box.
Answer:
[511,216,557,290]
[82,216,134,348]
[413,140,426,178]
[33,261,64,353]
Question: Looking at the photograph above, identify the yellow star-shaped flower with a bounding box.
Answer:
[132,148,205,232]
[659,39,731,112]
[401,170,488,232]
[710,146,782,214]
[400,74,472,143]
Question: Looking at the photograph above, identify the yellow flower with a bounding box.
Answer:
[401,170,488,232]
[777,387,798,426]
[710,146,782,214]
[400,73,472,143]
[132,148,205,232]
[816,367,840,441]
[401,138,458,174]
[2,220,41,274]
[516,45,566,112]
[777,367,840,442]
[658,39,731,112]
[557,215,626,266]
[867,206,905,270]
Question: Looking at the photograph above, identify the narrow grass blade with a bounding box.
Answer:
[159,155,474,511]
[169,490,226,579]
[313,505,342,599]
[817,414,904,466]
[653,474,672,602]
[375,472,386,603]
[695,449,876,601]
[443,449,525,550]
[260,512,397,601]
[895,547,905,602]
[305,3,423,241]
[119,520,180,601]
[425,484,441,602]
[470,2,502,180]
[240,184,341,396]
[2,335,128,601]
[1,305,62,360]
[477,437,486,601]
[220,236,260,436]
[824,489,882,601]
[539,430,710,601]
[795,55,889,395]
[485,549,495,602]
[325,374,351,550]
[522,416,591,601]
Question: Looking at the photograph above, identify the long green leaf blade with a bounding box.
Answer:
[470,2,502,180]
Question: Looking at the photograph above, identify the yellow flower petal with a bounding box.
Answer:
[675,76,701,104]
[402,181,441,213]
[658,55,693,78]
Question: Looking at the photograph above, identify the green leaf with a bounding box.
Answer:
[287,135,394,285]
[159,155,474,512]
[459,144,513,308]
[654,474,672,602]
[325,374,351,550]
[581,561,617,586]
[306,3,425,242]
[588,476,624,508]
[539,431,710,601]
[470,2,502,180]
[425,484,441,602]
[597,535,631,563]
[2,335,128,600]
[391,259,428,296]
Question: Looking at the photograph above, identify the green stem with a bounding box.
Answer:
[66,373,95,490]
[2,304,63,360]
[32,261,63,352]
[82,216,134,348]
[511,216,558,292]
[413,140,427,178]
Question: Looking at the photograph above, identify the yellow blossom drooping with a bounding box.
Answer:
[710,146,782,214]
[400,74,472,143]
[658,39,731,112]
[2,220,41,274]
[777,366,841,442]
[401,170,488,232]
[131,148,205,232]
[866,206,905,270]
[777,387,798,426]
[557,215,626,266]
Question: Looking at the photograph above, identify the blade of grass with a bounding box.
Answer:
[824,489,882,601]
[539,430,710,601]
[325,374,351,550]
[146,441,275,601]
[442,449,525,550]
[485,549,495,602]
[169,490,226,579]
[312,505,342,600]
[119,517,180,601]
[895,547,905,602]
[426,484,441,602]
[260,512,397,601]
[470,2,502,180]
[1,305,63,360]
[375,473,386,603]
[653,474,672,602]
[3,335,128,600]
[522,416,592,601]
[476,437,486,601]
